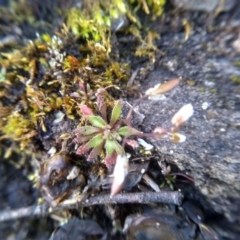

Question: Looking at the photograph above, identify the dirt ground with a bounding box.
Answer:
[0,0,240,239]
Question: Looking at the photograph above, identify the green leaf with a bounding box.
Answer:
[117,126,129,136]
[110,100,122,126]
[160,182,165,188]
[86,133,104,148]
[88,115,108,128]
[105,138,124,156]
[87,142,104,161]
[76,126,100,135]
[118,126,141,136]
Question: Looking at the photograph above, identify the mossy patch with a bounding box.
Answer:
[0,0,166,156]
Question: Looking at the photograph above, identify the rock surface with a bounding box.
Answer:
[137,12,240,223]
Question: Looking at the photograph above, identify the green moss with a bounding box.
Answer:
[210,88,217,94]
[2,113,36,149]
[231,75,240,84]
[66,0,166,54]
[0,0,167,152]
[129,0,166,20]
[233,61,240,67]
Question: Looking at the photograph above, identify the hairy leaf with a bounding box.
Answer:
[88,115,108,128]
[76,144,89,155]
[86,133,104,148]
[105,138,124,156]
[110,100,122,126]
[76,126,100,135]
[117,126,129,136]
[117,126,141,136]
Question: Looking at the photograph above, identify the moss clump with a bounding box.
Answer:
[210,88,217,94]
[231,75,240,84]
[66,0,166,55]
[1,113,37,149]
[233,61,240,67]
[0,0,166,155]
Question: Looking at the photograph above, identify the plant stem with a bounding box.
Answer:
[0,191,183,222]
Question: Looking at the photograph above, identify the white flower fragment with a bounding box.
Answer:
[138,138,154,150]
[53,111,65,125]
[145,78,181,96]
[148,94,166,101]
[145,83,161,96]
[47,147,57,157]
[67,166,80,180]
[110,154,129,197]
[171,103,194,127]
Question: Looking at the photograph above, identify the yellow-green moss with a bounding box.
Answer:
[231,75,240,84]
[0,0,166,152]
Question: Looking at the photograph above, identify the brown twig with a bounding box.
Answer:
[0,191,183,222]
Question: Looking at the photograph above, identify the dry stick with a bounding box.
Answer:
[0,191,183,222]
[0,204,48,222]
[78,191,183,206]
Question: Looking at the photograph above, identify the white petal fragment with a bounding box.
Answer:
[47,147,57,157]
[110,155,129,197]
[67,166,80,180]
[53,111,65,125]
[145,83,161,96]
[171,104,194,127]
[145,78,181,96]
[138,138,154,150]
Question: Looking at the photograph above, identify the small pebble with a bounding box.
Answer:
[202,102,209,110]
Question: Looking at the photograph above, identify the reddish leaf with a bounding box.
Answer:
[105,152,117,168]
[87,143,103,161]
[74,134,95,144]
[79,81,85,92]
[125,139,139,149]
[76,144,89,155]
[96,91,107,121]
[79,104,93,116]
